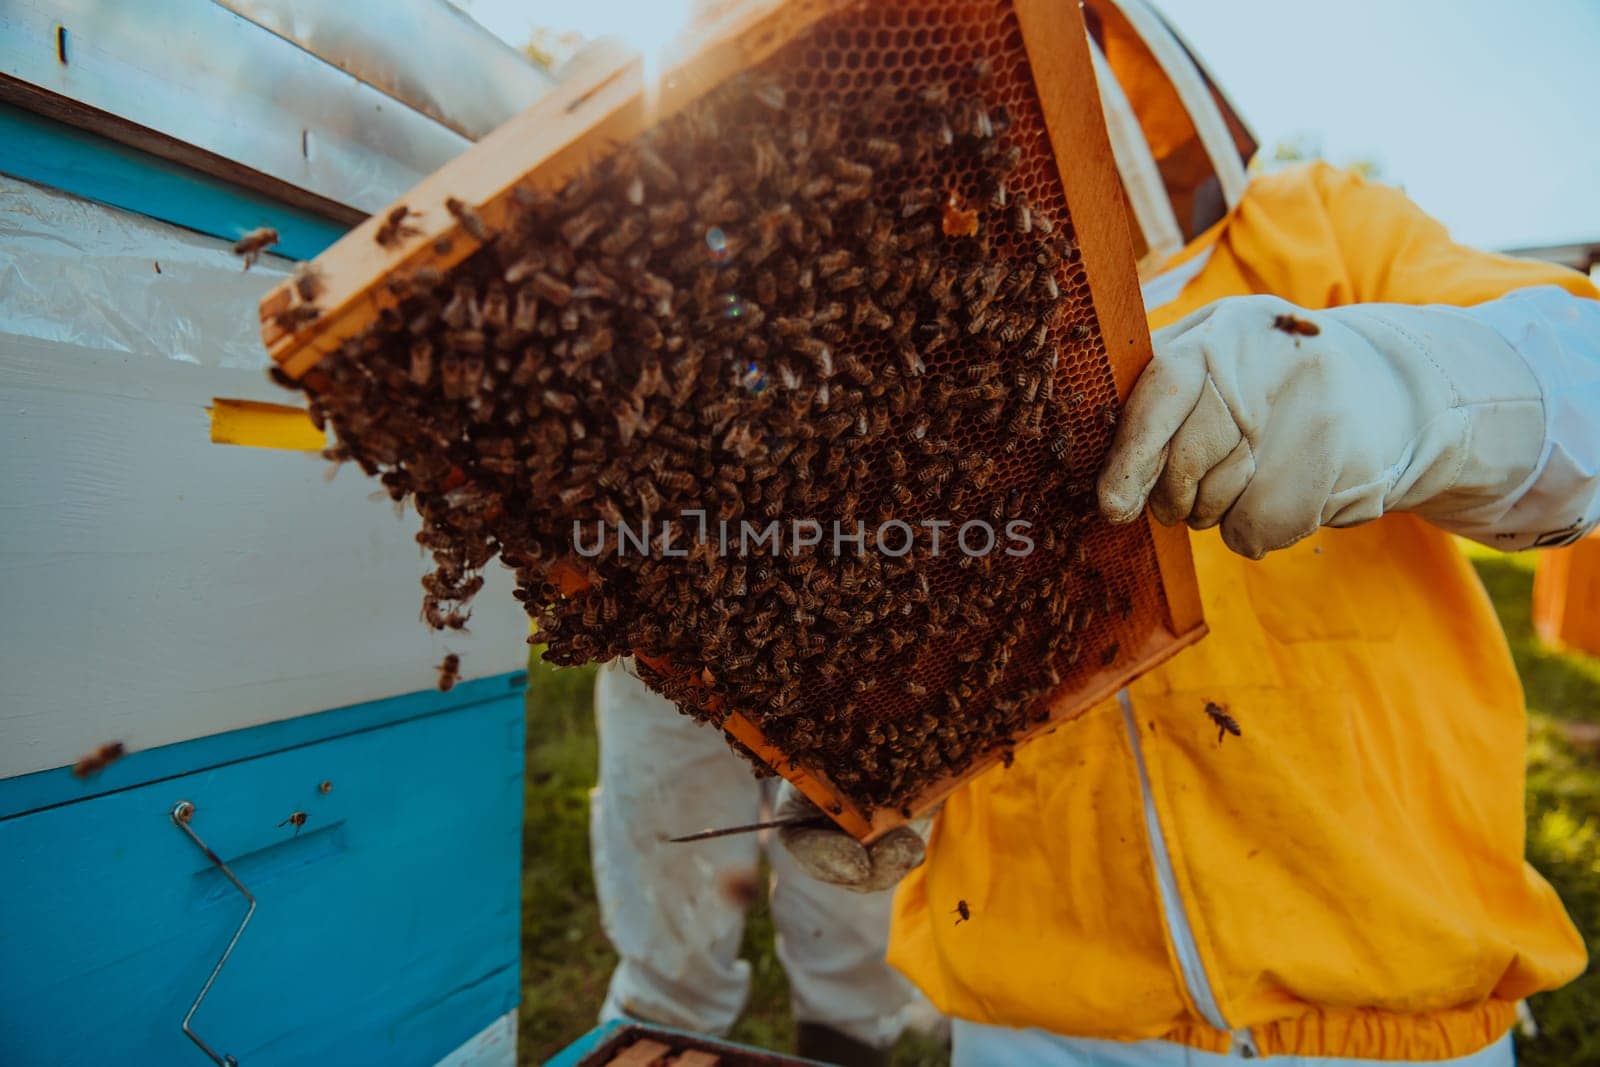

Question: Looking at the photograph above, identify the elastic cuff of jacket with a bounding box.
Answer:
[1462,285,1600,547]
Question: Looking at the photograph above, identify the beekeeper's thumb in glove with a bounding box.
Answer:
[776,782,931,893]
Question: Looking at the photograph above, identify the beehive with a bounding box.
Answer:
[259,0,1205,840]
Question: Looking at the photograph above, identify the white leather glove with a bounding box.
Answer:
[1098,294,1553,558]
[776,783,931,893]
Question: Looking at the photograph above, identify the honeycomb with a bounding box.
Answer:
[272,0,1175,826]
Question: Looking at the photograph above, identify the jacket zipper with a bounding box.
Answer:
[1117,690,1259,1057]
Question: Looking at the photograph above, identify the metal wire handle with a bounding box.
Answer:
[171,801,255,1066]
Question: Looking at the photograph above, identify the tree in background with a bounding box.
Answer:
[1255,133,1384,182]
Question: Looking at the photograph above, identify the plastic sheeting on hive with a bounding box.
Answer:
[0,176,529,780]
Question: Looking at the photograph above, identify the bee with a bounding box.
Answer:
[1015,370,1042,404]
[561,203,610,248]
[445,196,490,242]
[928,266,958,306]
[636,143,680,189]
[541,389,579,416]
[694,174,739,223]
[853,299,893,333]
[571,326,615,365]
[232,227,279,269]
[863,225,899,264]
[272,304,320,332]
[800,174,835,201]
[531,272,573,307]
[900,186,939,218]
[556,479,595,510]
[830,157,873,185]
[374,205,422,247]
[598,216,644,257]
[292,262,324,302]
[750,77,786,111]
[1273,313,1321,337]
[1204,701,1242,743]
[277,811,309,834]
[435,654,462,693]
[839,353,874,386]
[832,179,870,202]
[1011,195,1032,235]
[822,264,865,292]
[917,458,954,485]
[748,130,787,186]
[964,98,994,140]
[953,900,971,925]
[816,249,852,277]
[72,741,126,779]
[646,199,689,233]
[503,253,546,284]
[440,285,476,330]
[422,591,452,630]
[630,271,675,316]
[987,177,1011,212]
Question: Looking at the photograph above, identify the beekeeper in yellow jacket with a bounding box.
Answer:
[777,0,1600,1062]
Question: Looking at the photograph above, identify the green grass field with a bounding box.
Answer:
[520,546,1600,1065]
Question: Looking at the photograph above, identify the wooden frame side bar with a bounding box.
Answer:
[1014,0,1155,402]
[1017,0,1206,640]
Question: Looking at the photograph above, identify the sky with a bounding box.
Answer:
[455,0,1600,251]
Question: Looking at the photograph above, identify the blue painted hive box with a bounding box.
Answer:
[0,2,556,1062]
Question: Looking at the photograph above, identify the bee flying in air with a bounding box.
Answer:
[232,227,279,270]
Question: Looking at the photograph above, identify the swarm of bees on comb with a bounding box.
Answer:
[271,3,1166,818]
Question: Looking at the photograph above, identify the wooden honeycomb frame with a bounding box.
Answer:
[261,0,1205,842]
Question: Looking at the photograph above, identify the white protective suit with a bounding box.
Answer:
[589,659,926,1048]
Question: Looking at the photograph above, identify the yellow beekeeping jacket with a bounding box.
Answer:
[889,163,1599,1060]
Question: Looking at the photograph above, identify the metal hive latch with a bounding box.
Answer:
[170,801,255,1066]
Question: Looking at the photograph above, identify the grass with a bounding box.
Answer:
[1461,545,1600,1067]
[516,654,947,1066]
[520,546,1600,1065]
